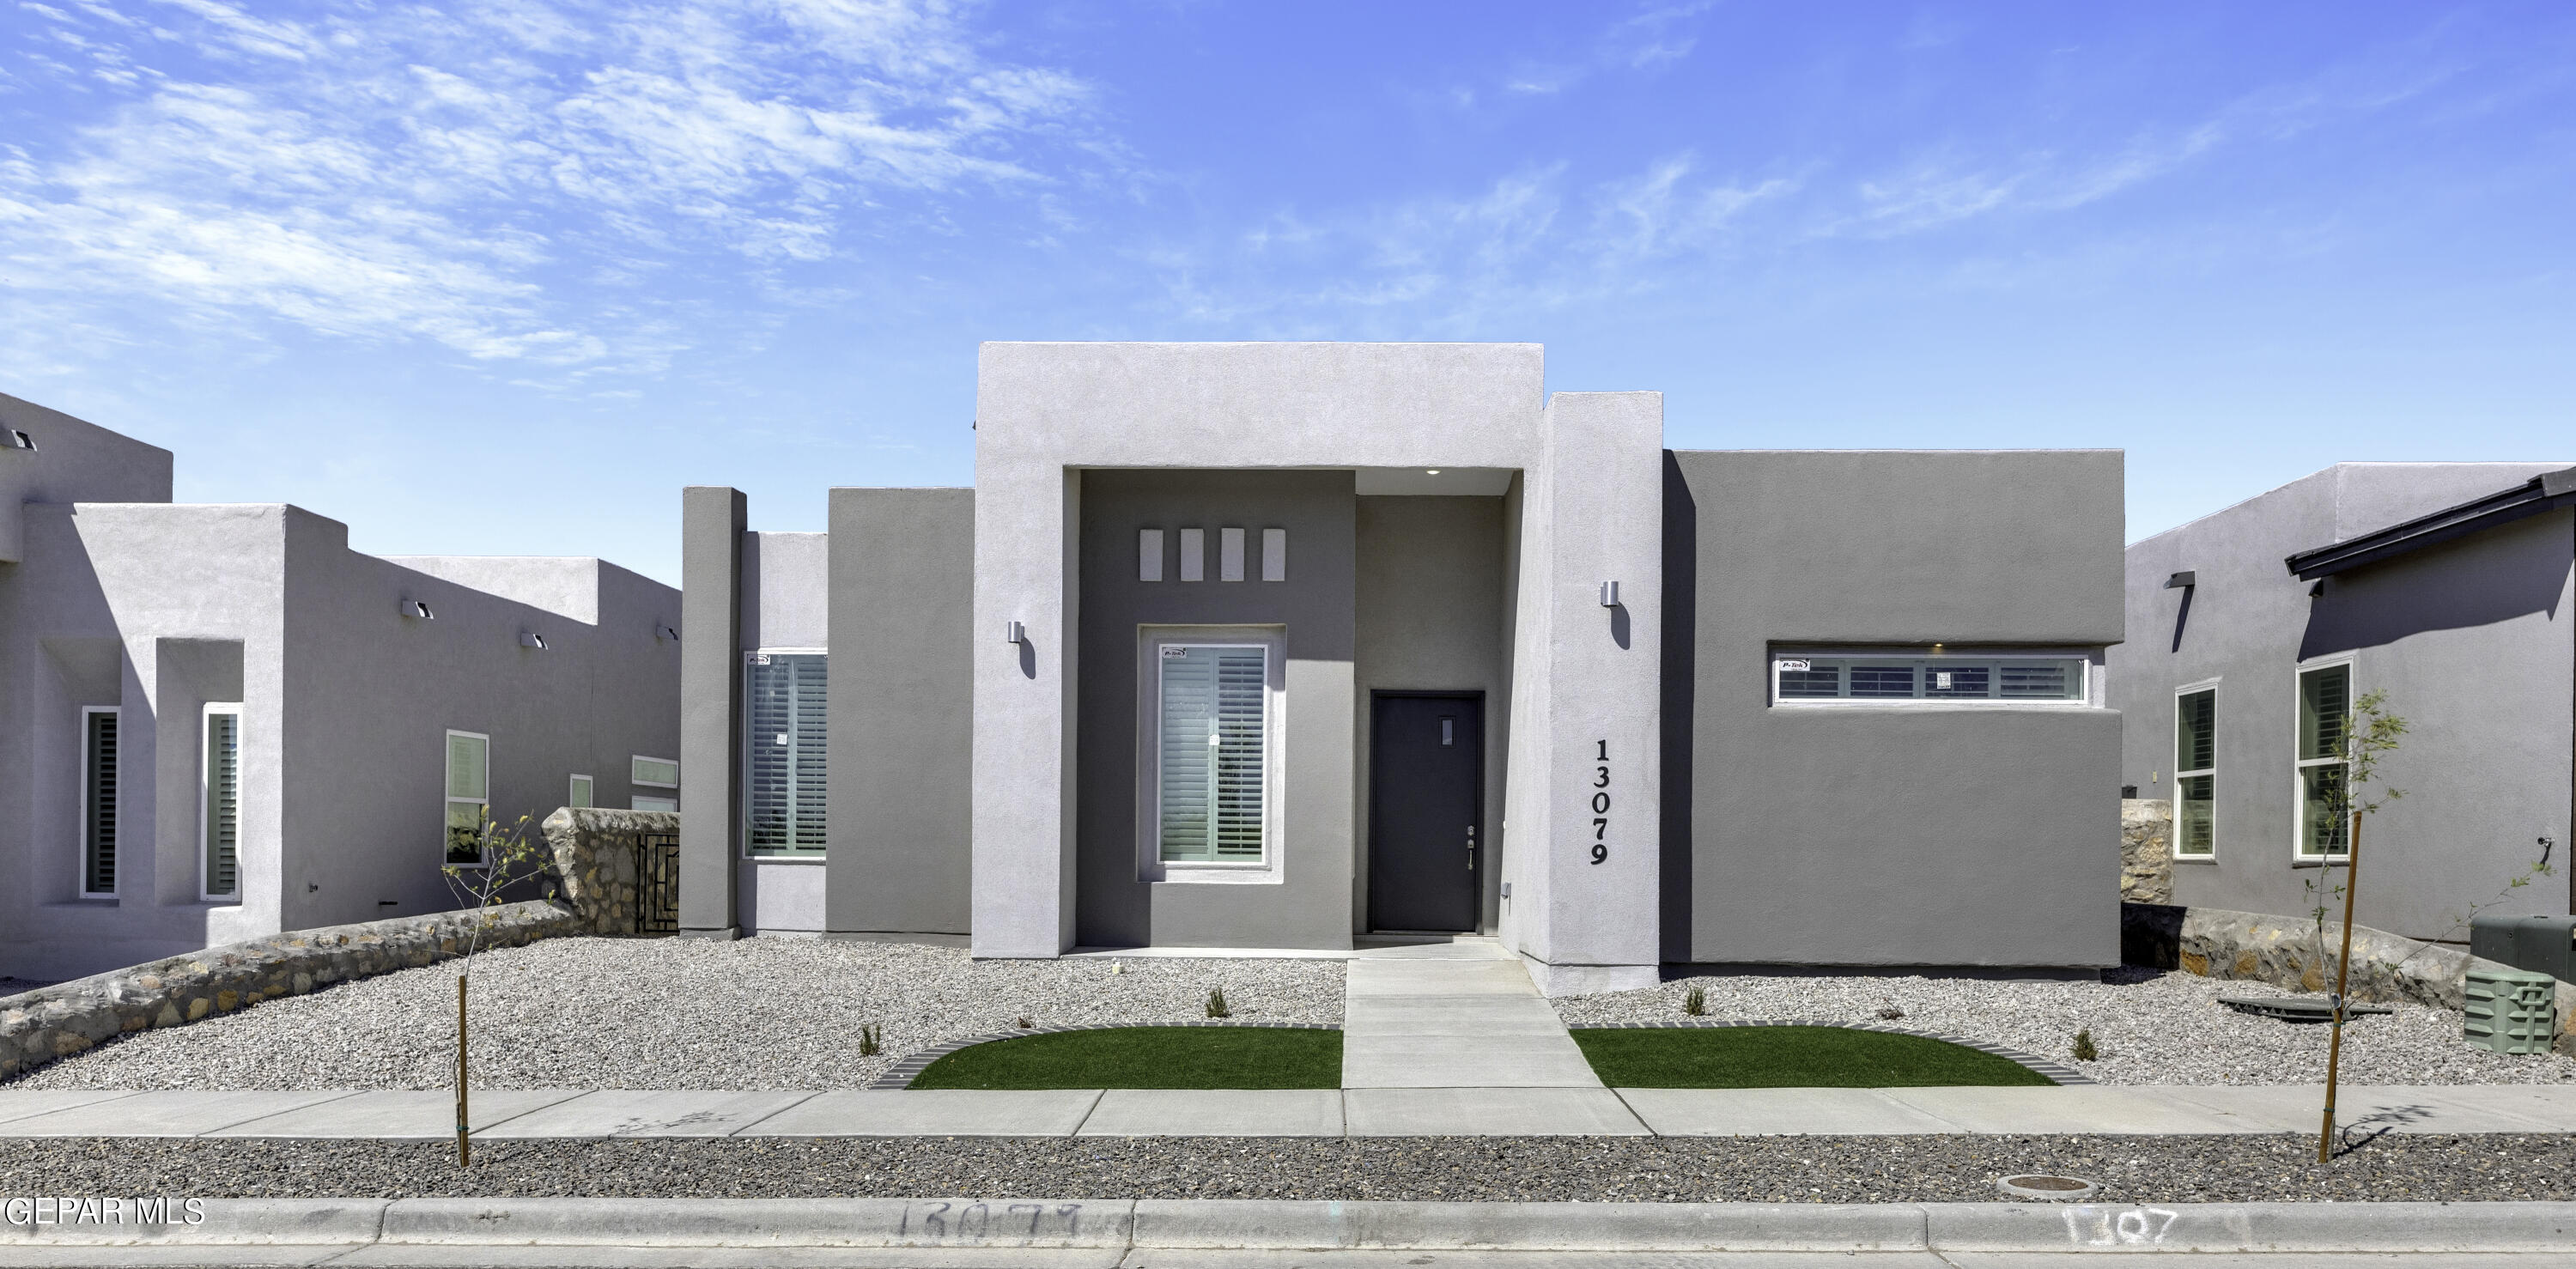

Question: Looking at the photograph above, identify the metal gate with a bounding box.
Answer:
[636,831,679,935]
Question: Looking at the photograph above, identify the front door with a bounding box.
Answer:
[1368,694,1482,932]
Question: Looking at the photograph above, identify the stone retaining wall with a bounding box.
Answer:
[0,902,577,1082]
[2119,798,2172,905]
[2163,904,2575,1056]
[541,807,680,936]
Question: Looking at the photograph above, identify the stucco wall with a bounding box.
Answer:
[1352,495,1510,933]
[969,342,1548,957]
[677,487,745,938]
[1,501,680,981]
[1073,470,1358,950]
[1665,449,2126,968]
[827,488,975,938]
[2111,463,2574,938]
[0,392,173,565]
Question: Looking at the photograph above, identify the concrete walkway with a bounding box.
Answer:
[6,1083,2576,1139]
[1335,938,1645,1133]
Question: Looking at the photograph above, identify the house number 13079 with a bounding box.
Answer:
[1589,739,1610,865]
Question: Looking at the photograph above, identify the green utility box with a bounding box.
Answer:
[2464,965,2558,1055]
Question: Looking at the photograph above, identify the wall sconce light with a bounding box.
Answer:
[3,429,33,451]
[1597,580,1620,608]
[655,624,680,642]
[400,598,435,620]
[2164,571,2196,589]
[1003,620,1026,645]
[519,631,548,650]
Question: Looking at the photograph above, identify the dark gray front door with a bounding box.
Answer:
[1369,694,1482,932]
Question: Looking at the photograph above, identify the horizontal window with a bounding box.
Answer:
[1771,653,2088,705]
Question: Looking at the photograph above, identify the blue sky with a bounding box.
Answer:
[4,0,2570,585]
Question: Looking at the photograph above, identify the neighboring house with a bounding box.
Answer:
[679,343,2127,991]
[2110,462,2576,941]
[0,393,683,981]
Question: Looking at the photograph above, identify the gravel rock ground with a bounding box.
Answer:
[5,938,1344,1091]
[1554,968,2576,1086]
[5,1135,2571,1204]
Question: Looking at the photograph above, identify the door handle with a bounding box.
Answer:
[1467,823,1475,871]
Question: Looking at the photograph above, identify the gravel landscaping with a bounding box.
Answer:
[1555,967,2576,1086]
[4,938,1344,1091]
[7,1134,2573,1203]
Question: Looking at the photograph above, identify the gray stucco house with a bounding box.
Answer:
[0,393,683,981]
[2109,462,2576,941]
[680,343,2127,992]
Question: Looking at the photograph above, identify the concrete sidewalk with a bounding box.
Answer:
[4,1083,2573,1139]
[7,1197,2576,1266]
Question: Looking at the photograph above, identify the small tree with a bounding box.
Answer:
[2310,689,2404,1163]
[439,811,551,1168]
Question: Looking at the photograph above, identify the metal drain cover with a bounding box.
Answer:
[1997,1173,2101,1202]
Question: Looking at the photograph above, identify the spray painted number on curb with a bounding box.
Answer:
[896,1200,1088,1242]
[2062,1206,2179,1246]
[1589,739,1610,865]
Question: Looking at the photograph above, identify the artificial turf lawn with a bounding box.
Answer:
[1569,1026,2057,1089]
[907,1026,1344,1090]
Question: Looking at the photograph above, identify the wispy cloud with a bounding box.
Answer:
[0,0,1104,367]
[1497,2,1712,97]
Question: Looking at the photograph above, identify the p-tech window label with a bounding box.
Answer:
[1589,739,1610,865]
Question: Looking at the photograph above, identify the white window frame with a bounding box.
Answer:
[1767,647,2096,707]
[631,753,679,813]
[2293,656,2355,863]
[568,774,593,811]
[78,705,118,899]
[200,702,245,902]
[739,647,826,859]
[1136,626,1285,884]
[2171,681,2218,860]
[444,729,490,867]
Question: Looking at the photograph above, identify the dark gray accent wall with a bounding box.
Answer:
[1075,470,1357,950]
[826,487,975,938]
[678,486,745,938]
[2112,464,2574,937]
[1352,495,1510,933]
[1664,449,2125,968]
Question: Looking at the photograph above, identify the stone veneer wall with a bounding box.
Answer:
[2120,798,2173,905]
[540,807,680,936]
[0,902,579,1081]
[2167,904,2575,1057]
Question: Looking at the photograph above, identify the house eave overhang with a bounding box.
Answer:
[2283,465,2576,580]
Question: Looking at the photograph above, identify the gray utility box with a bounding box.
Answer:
[2470,914,2576,984]
[2464,965,2557,1055]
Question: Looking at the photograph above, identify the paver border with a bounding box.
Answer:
[869,1021,1344,1090]
[1571,1019,2095,1086]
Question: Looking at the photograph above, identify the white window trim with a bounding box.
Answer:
[2293,656,2355,863]
[78,705,118,899]
[738,647,825,859]
[2171,682,2217,861]
[1136,626,1285,884]
[445,728,490,867]
[1768,647,2097,707]
[631,754,681,789]
[200,702,245,903]
[568,774,593,811]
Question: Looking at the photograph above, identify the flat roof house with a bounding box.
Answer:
[0,394,683,981]
[2109,462,2576,940]
[680,343,2128,991]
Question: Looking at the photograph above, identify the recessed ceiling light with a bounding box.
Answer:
[1425,469,1441,475]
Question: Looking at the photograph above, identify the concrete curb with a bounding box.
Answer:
[6,1198,2573,1253]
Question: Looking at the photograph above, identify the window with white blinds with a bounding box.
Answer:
[2174,688,2215,858]
[1771,653,2089,705]
[203,705,242,900]
[1157,644,1270,865]
[744,653,826,856]
[2295,661,2352,859]
[81,707,118,896]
